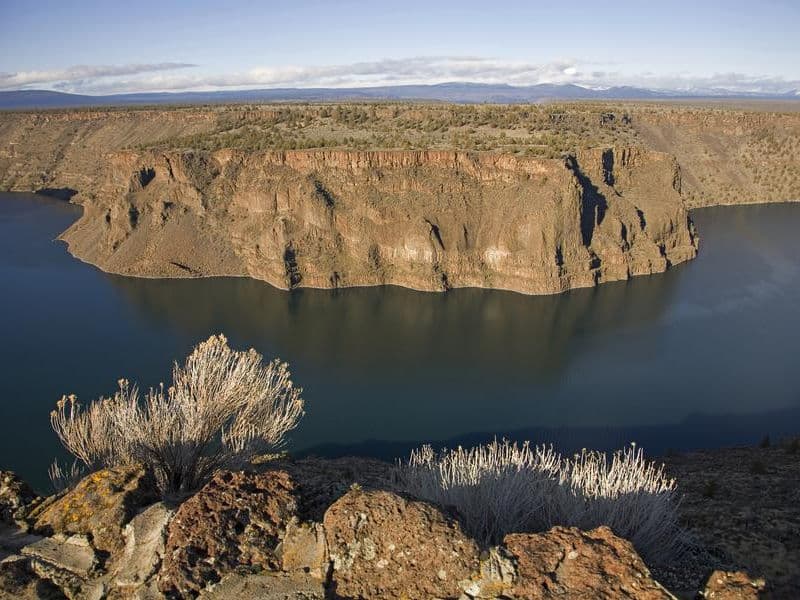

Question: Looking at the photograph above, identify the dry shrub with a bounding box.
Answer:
[397,439,683,564]
[50,334,305,495]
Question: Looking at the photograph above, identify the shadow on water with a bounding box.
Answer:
[107,267,679,383]
[301,404,800,462]
[1,191,800,490]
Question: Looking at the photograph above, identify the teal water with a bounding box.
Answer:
[1,191,799,491]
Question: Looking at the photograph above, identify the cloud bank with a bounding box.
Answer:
[1,57,798,95]
[0,63,197,90]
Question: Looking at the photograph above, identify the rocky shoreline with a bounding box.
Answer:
[2,441,796,599]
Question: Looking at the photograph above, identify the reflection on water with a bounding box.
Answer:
[1,192,799,490]
[109,262,678,383]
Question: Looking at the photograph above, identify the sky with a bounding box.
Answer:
[1,0,799,95]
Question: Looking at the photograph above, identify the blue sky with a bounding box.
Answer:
[1,0,799,94]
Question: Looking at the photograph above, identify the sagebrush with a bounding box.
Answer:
[397,439,684,564]
[51,334,305,494]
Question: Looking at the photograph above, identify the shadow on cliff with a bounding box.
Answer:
[34,187,78,202]
[566,154,609,247]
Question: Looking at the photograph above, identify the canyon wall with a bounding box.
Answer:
[3,104,793,294]
[53,146,696,293]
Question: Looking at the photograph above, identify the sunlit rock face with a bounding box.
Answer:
[54,146,696,295]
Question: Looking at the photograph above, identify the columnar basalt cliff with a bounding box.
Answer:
[55,146,696,294]
[3,102,798,294]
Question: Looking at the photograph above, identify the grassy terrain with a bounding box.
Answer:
[136,103,641,157]
[3,100,799,207]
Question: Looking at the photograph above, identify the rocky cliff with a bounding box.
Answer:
[50,146,695,294]
[7,102,797,294]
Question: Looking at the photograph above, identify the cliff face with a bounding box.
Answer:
[56,146,697,294]
[0,105,751,294]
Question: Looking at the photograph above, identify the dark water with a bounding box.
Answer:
[2,192,799,491]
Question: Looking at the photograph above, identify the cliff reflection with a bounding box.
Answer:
[109,272,680,383]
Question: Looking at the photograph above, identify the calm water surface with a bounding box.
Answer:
[1,192,799,490]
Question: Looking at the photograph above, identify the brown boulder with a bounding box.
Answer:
[504,526,672,600]
[701,570,766,599]
[323,488,480,600]
[29,465,157,556]
[158,469,298,597]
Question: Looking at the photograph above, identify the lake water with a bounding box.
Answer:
[1,191,799,491]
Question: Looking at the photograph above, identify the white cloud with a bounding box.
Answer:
[2,57,799,95]
[47,57,588,94]
[0,63,197,90]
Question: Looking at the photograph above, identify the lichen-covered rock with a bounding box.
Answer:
[323,488,480,600]
[503,526,672,600]
[701,570,766,599]
[0,472,38,524]
[28,465,158,556]
[158,470,298,598]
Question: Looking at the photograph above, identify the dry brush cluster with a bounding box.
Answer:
[48,334,684,565]
[50,334,304,494]
[396,439,684,564]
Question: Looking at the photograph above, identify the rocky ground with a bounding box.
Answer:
[662,442,800,599]
[0,442,795,599]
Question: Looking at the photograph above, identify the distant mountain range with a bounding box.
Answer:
[1,82,799,109]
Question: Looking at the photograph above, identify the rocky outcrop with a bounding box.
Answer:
[112,502,173,592]
[324,488,480,599]
[0,554,66,600]
[503,527,673,599]
[1,448,792,599]
[53,146,697,296]
[701,570,766,599]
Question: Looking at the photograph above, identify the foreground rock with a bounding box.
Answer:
[324,488,480,599]
[28,465,158,556]
[701,570,766,599]
[112,501,173,593]
[503,526,673,600]
[1,445,794,598]
[198,572,324,600]
[159,469,298,597]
